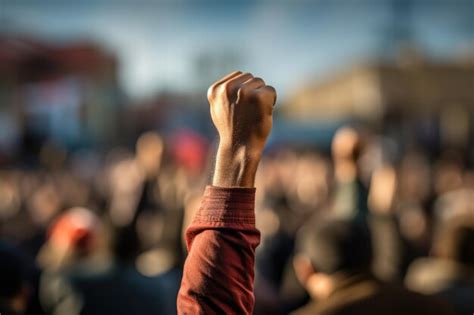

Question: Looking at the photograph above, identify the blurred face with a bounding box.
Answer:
[293,255,334,300]
[136,132,164,177]
[0,176,21,220]
[28,184,62,227]
[38,208,102,270]
[332,128,360,162]
[368,165,397,215]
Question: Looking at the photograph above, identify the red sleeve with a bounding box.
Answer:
[177,186,260,315]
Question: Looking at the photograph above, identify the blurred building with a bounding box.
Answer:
[0,35,123,160]
[284,58,474,154]
[126,91,213,141]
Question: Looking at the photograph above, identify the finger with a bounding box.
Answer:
[259,85,277,105]
[208,71,242,101]
[225,72,254,91]
[211,71,242,88]
[242,77,265,90]
[224,73,254,100]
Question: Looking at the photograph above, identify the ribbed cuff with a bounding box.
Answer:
[193,186,256,225]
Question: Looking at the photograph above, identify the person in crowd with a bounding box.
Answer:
[38,207,177,315]
[292,217,455,315]
[405,217,474,315]
[331,127,370,222]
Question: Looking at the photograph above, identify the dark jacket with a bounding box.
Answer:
[406,258,474,315]
[292,273,455,315]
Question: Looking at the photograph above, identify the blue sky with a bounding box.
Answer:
[1,0,473,98]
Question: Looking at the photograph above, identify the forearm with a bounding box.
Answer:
[213,145,262,188]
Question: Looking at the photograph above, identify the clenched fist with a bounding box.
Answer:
[208,71,277,187]
[208,71,276,153]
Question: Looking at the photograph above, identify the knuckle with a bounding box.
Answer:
[222,82,233,96]
[266,86,277,102]
[237,86,246,99]
[207,85,215,100]
[254,87,276,104]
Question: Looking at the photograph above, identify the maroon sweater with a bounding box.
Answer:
[177,186,260,314]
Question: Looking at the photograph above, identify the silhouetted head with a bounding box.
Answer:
[136,131,164,177]
[294,218,373,299]
[37,207,102,270]
[332,127,364,163]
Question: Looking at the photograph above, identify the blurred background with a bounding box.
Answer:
[0,0,473,314]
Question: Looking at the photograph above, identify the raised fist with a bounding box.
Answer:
[207,71,277,187]
[207,71,276,155]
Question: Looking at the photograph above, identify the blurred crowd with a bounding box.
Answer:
[0,126,473,315]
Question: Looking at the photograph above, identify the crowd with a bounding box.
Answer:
[0,124,473,314]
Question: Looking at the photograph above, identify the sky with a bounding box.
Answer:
[1,0,473,99]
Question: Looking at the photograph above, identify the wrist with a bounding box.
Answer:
[213,144,263,188]
[217,141,264,160]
